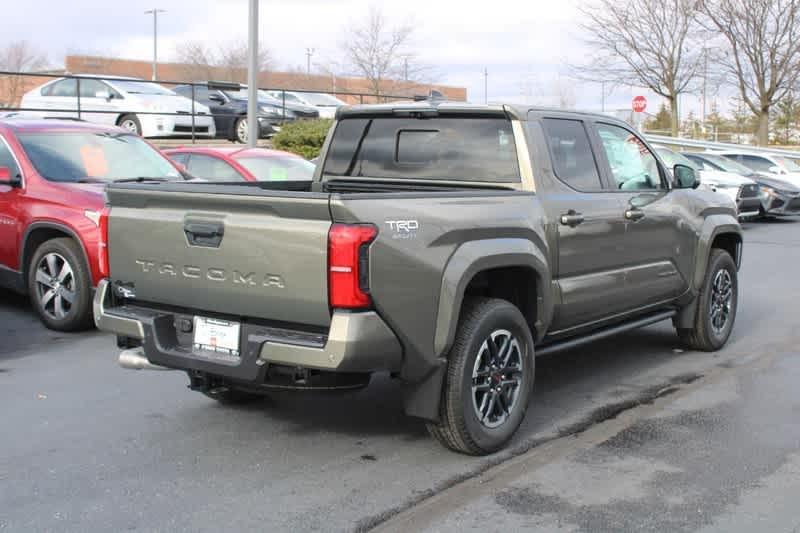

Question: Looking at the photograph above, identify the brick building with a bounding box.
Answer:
[0,55,467,107]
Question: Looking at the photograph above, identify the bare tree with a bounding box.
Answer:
[701,0,800,146]
[574,0,702,136]
[0,40,48,106]
[173,40,272,83]
[342,7,419,97]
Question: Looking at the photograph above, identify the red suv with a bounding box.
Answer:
[0,118,184,330]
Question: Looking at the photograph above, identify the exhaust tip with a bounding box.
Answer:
[118,348,171,371]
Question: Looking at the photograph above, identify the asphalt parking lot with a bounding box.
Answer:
[2,218,799,532]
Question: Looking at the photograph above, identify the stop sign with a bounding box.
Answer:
[632,95,647,113]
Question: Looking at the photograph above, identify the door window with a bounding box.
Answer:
[186,154,243,181]
[542,118,603,191]
[78,79,120,99]
[43,79,77,98]
[596,123,663,190]
[169,153,189,166]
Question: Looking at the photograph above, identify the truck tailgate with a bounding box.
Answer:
[106,185,332,327]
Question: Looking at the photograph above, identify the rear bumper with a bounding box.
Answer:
[93,279,402,379]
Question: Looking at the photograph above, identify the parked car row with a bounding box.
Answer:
[19,75,345,142]
[653,145,800,218]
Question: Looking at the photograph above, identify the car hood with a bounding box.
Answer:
[235,96,318,114]
[755,175,800,193]
[698,169,755,187]
[129,93,211,113]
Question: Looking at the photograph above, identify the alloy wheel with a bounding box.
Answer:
[34,253,76,320]
[471,329,525,429]
[709,269,733,334]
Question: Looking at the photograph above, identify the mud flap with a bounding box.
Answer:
[402,363,447,421]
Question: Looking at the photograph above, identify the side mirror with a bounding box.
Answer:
[95,90,112,100]
[768,165,785,175]
[208,93,224,103]
[674,164,699,189]
[0,166,21,187]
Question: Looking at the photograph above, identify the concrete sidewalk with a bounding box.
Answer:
[377,347,800,532]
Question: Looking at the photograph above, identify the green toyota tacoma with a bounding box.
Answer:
[95,102,742,455]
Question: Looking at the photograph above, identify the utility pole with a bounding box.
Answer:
[484,68,488,104]
[144,8,166,81]
[403,57,409,81]
[247,0,259,147]
[306,48,315,75]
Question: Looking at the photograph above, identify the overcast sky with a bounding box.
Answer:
[4,0,712,116]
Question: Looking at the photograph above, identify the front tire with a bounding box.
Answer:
[677,249,738,351]
[427,298,535,455]
[234,116,248,143]
[117,114,142,136]
[27,238,93,331]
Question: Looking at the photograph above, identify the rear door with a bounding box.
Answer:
[106,185,333,327]
[532,114,630,331]
[590,121,690,307]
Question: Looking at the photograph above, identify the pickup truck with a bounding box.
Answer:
[94,103,742,455]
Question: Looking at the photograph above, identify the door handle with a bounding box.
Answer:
[625,208,645,221]
[560,211,585,227]
[184,222,224,247]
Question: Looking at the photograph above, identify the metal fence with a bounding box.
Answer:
[0,71,416,143]
[644,134,800,159]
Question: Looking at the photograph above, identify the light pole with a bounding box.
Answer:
[306,48,315,75]
[247,0,259,147]
[483,68,488,104]
[144,8,166,81]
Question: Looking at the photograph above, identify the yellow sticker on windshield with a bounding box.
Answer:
[80,145,108,177]
[269,167,288,181]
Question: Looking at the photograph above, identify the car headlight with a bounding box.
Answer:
[260,105,283,116]
[759,186,775,199]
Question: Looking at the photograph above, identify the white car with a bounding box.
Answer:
[21,75,216,138]
[655,147,762,218]
[266,91,345,119]
[714,150,800,188]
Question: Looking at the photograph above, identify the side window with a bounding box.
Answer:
[740,155,774,172]
[79,79,109,98]
[186,155,243,181]
[0,138,21,178]
[48,79,77,98]
[541,118,603,191]
[596,123,663,190]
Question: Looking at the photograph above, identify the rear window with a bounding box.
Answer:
[322,117,520,182]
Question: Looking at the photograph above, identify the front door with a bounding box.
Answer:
[591,122,690,308]
[534,115,631,332]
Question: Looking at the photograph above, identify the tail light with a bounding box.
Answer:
[98,206,110,278]
[328,223,378,309]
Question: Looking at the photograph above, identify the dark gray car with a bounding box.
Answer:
[94,102,741,455]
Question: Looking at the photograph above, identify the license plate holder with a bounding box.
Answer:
[192,316,241,361]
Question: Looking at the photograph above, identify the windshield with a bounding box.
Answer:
[110,80,175,95]
[18,132,182,183]
[656,148,698,170]
[235,155,315,181]
[699,154,755,175]
[775,156,800,172]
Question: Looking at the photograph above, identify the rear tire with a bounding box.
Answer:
[427,297,535,455]
[27,238,93,331]
[117,114,142,136]
[677,249,738,351]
